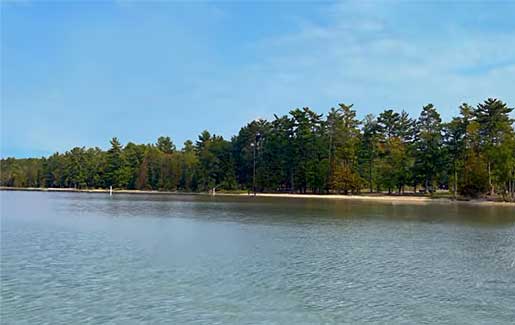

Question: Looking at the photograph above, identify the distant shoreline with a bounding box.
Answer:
[0,187,185,196]
[2,186,514,207]
[244,193,515,207]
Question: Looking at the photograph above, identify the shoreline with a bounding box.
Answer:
[237,192,449,203]
[228,192,515,207]
[0,187,185,195]
[1,186,514,207]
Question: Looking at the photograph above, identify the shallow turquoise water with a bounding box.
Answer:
[1,191,515,323]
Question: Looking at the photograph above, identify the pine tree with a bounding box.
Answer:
[474,98,514,195]
[414,104,443,193]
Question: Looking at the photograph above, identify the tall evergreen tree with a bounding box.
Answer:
[156,136,175,154]
[105,137,124,188]
[359,114,381,192]
[474,98,514,195]
[328,104,361,194]
[414,104,443,193]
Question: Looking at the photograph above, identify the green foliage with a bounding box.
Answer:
[0,158,42,187]
[232,119,269,189]
[256,115,293,192]
[2,98,514,201]
[195,131,236,191]
[358,114,381,192]
[414,104,443,192]
[156,136,175,154]
[474,98,514,195]
[290,107,326,193]
[376,109,415,193]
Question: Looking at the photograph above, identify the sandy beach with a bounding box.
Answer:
[231,192,515,207]
[2,187,514,207]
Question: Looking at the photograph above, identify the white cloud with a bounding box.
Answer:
[221,1,515,121]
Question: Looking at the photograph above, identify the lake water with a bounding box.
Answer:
[1,191,515,324]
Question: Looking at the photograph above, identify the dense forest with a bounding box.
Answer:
[2,98,514,201]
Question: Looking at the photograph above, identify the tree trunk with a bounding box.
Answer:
[454,162,458,200]
[369,160,373,193]
[488,160,493,196]
[326,134,332,194]
[290,170,294,194]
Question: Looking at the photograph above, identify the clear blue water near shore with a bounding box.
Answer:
[1,191,514,323]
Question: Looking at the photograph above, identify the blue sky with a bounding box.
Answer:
[2,0,515,158]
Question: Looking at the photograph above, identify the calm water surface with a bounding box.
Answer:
[1,191,515,324]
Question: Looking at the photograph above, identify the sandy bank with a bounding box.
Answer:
[1,187,514,207]
[220,192,515,207]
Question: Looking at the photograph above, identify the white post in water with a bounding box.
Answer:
[109,186,112,197]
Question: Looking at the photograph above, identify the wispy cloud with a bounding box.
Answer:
[221,0,515,120]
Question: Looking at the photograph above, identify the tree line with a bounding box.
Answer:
[1,98,514,200]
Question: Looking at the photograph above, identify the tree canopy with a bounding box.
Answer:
[2,98,514,201]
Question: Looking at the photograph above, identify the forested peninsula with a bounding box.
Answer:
[2,98,514,201]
